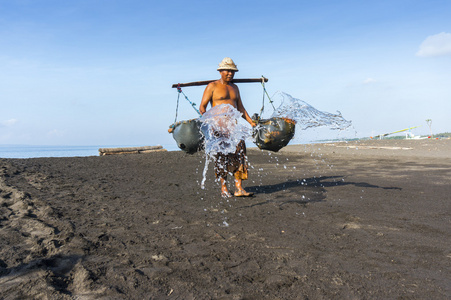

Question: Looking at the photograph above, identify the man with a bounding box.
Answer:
[199,57,256,197]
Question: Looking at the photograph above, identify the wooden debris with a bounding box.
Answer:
[98,145,167,156]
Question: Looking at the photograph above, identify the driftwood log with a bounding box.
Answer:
[172,77,268,88]
[98,145,166,156]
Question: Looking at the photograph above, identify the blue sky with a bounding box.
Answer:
[1,0,450,147]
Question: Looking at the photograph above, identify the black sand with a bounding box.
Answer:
[1,139,450,299]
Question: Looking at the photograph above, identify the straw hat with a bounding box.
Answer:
[217,57,239,72]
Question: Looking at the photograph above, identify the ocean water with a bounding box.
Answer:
[0,144,180,159]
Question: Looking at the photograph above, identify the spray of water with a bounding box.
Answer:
[270,91,352,131]
[199,104,251,189]
[196,94,352,224]
[200,104,251,155]
[197,94,352,190]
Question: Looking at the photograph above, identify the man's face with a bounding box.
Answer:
[220,70,235,82]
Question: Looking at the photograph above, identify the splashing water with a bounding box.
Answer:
[197,95,352,189]
[200,104,251,155]
[199,104,252,189]
[270,91,352,131]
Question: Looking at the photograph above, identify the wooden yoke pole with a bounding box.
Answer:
[172,77,268,88]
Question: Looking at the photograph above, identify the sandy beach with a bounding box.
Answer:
[1,139,450,299]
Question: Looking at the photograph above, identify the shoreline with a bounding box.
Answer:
[2,138,449,159]
[279,138,451,159]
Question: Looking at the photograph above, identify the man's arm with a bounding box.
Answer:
[199,82,214,115]
[235,88,256,127]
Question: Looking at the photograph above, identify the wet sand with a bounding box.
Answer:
[1,139,450,299]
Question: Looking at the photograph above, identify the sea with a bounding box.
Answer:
[0,144,180,159]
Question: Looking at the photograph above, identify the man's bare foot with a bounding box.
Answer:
[221,191,232,198]
[234,190,254,197]
[220,178,231,197]
[234,179,253,197]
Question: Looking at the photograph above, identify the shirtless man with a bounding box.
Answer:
[199,57,256,197]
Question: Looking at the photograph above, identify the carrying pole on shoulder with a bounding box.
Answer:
[169,77,270,133]
[172,77,268,88]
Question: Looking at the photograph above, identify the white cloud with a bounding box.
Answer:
[0,119,18,127]
[416,32,451,57]
[363,78,376,84]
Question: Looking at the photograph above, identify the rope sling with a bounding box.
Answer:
[258,76,276,119]
[173,84,201,125]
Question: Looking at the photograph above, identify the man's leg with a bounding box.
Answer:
[215,153,231,197]
[234,172,253,197]
[220,177,232,197]
[233,141,253,197]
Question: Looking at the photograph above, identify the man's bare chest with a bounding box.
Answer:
[213,85,238,101]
